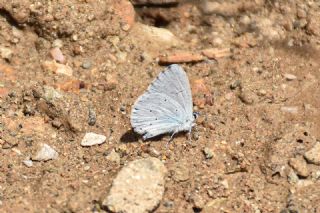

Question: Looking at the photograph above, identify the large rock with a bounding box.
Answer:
[128,23,181,56]
[103,157,166,213]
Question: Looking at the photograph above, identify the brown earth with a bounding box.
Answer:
[0,0,320,212]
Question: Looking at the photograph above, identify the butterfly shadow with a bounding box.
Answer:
[120,130,170,143]
[120,130,140,143]
[120,129,189,144]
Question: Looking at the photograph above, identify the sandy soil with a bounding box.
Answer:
[0,0,320,212]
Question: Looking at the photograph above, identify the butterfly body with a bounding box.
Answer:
[131,64,194,140]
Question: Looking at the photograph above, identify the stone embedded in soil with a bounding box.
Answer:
[81,60,92,69]
[190,194,205,210]
[280,106,298,114]
[304,143,320,165]
[129,23,180,55]
[159,52,205,64]
[113,0,136,31]
[171,163,189,182]
[200,1,262,16]
[88,108,96,126]
[202,198,228,213]
[43,86,62,102]
[52,39,63,48]
[289,156,309,177]
[106,149,121,165]
[102,157,166,213]
[32,144,59,161]
[306,18,320,36]
[131,0,179,5]
[23,159,33,167]
[238,90,255,105]
[201,48,232,59]
[203,147,214,159]
[105,74,119,91]
[50,47,66,64]
[287,169,299,184]
[42,60,73,76]
[0,47,13,60]
[81,132,106,147]
[56,79,82,93]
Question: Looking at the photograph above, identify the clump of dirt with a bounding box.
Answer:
[0,0,320,212]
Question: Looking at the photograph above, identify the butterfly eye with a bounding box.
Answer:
[193,112,200,119]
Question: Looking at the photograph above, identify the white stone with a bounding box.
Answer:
[32,144,58,161]
[23,160,33,167]
[81,132,106,147]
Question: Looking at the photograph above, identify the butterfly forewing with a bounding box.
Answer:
[131,92,186,139]
[148,64,193,117]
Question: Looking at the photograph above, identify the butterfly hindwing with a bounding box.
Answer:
[131,92,186,139]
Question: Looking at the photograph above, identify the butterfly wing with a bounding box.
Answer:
[131,64,194,140]
[131,92,187,139]
[148,64,193,120]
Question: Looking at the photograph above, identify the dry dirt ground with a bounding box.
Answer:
[1,0,320,212]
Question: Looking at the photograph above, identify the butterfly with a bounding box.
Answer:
[131,64,196,140]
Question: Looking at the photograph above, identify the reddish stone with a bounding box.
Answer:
[159,52,204,64]
[114,0,135,31]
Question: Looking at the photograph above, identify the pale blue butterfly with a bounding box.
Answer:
[131,64,196,140]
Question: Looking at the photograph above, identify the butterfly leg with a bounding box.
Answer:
[166,129,179,148]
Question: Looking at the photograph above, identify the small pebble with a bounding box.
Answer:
[82,60,92,69]
[304,143,320,165]
[50,47,66,64]
[42,60,73,76]
[230,80,241,90]
[191,194,205,210]
[281,106,298,114]
[238,90,254,105]
[172,164,189,182]
[106,149,121,165]
[32,143,59,161]
[289,156,309,177]
[284,73,297,81]
[52,39,63,48]
[23,159,33,167]
[81,132,106,147]
[0,47,13,60]
[287,169,299,184]
[52,120,62,129]
[203,147,214,159]
[88,108,96,126]
[163,201,174,208]
[257,89,267,96]
[148,147,161,157]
